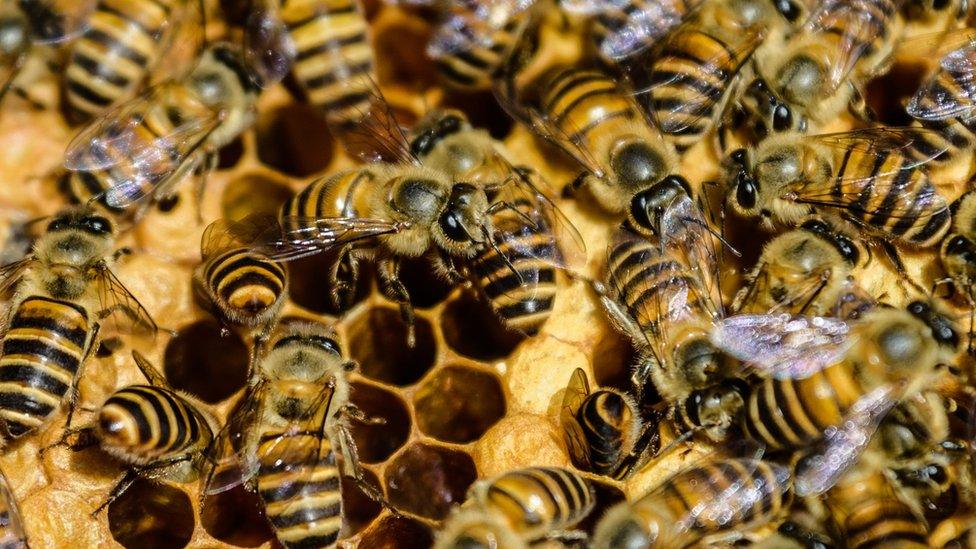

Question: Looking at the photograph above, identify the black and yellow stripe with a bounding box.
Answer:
[203,249,287,322]
[910,45,976,166]
[830,473,929,548]
[256,403,341,548]
[280,168,377,229]
[435,16,524,91]
[810,0,897,79]
[64,0,179,122]
[831,146,950,246]
[0,296,92,439]
[480,467,594,538]
[282,0,374,127]
[576,390,633,477]
[97,385,213,460]
[471,195,557,335]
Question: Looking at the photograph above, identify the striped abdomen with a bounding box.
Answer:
[577,391,633,478]
[0,296,91,438]
[256,425,342,548]
[634,458,791,547]
[811,0,897,81]
[741,362,865,450]
[282,0,374,126]
[64,0,178,122]
[435,16,523,90]
[280,168,377,232]
[910,49,976,165]
[830,473,928,548]
[470,196,557,335]
[831,147,950,246]
[481,467,594,540]
[97,385,213,462]
[202,249,287,327]
[642,28,746,151]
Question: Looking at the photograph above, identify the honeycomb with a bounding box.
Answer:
[0,1,971,548]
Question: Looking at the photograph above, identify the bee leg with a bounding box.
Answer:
[545,529,587,546]
[847,84,877,123]
[39,425,98,456]
[777,520,837,549]
[91,470,140,517]
[377,258,416,347]
[876,239,925,294]
[333,422,401,517]
[331,245,371,310]
[562,172,589,199]
[340,404,386,426]
[431,250,467,286]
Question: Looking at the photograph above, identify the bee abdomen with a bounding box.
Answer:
[579,392,629,474]
[205,250,287,321]
[64,0,176,122]
[435,18,520,90]
[844,498,928,548]
[545,69,640,145]
[257,431,342,548]
[484,467,594,534]
[283,0,374,126]
[98,385,209,461]
[0,297,90,438]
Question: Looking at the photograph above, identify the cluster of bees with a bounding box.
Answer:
[1,0,976,547]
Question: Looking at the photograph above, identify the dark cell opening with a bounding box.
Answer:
[163,320,249,403]
[414,365,505,443]
[348,307,436,386]
[441,293,524,360]
[107,478,194,549]
[384,443,477,520]
[348,381,412,463]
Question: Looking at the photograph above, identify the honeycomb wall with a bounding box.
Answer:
[0,2,970,548]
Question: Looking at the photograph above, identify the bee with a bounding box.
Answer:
[60,42,261,219]
[725,127,952,249]
[426,0,537,91]
[58,351,218,513]
[734,216,869,316]
[408,108,515,186]
[591,456,793,548]
[0,468,26,549]
[193,218,288,342]
[434,466,596,549]
[824,470,930,548]
[905,31,976,172]
[203,323,382,549]
[738,308,940,451]
[0,207,155,440]
[62,0,204,123]
[939,190,976,351]
[242,0,374,127]
[743,0,902,134]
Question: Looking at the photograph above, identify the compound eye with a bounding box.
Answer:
[772,104,793,132]
[46,217,70,232]
[907,300,928,316]
[776,0,802,21]
[800,219,830,235]
[80,216,112,235]
[730,148,748,166]
[308,335,341,355]
[835,237,860,264]
[749,79,766,93]
[735,173,758,210]
[439,211,469,242]
[946,235,971,256]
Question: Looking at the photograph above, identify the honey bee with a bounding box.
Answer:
[591,456,793,548]
[940,190,976,333]
[242,0,375,126]
[559,367,651,479]
[743,0,902,134]
[734,216,869,316]
[434,466,595,548]
[824,469,930,548]
[62,0,204,123]
[193,218,288,342]
[203,323,382,549]
[0,207,155,440]
[0,468,26,549]
[725,127,952,249]
[58,351,217,514]
[60,42,261,219]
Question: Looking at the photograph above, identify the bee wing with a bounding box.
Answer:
[589,0,699,61]
[793,384,897,496]
[242,0,296,87]
[710,314,853,379]
[203,381,266,495]
[426,0,534,59]
[94,263,158,338]
[149,0,207,85]
[801,0,896,90]
[630,25,763,138]
[659,192,725,314]
[907,41,976,122]
[24,0,97,43]
[326,72,417,166]
[245,215,408,262]
[0,256,34,298]
[200,213,281,260]
[0,468,26,549]
[560,368,593,470]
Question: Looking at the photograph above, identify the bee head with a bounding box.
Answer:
[941,233,976,284]
[410,110,468,158]
[800,218,862,266]
[627,175,690,237]
[907,300,960,351]
[726,148,761,215]
[433,509,524,549]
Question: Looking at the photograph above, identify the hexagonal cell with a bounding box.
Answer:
[398,256,454,309]
[414,365,505,444]
[348,306,436,386]
[385,443,477,520]
[592,330,636,393]
[107,478,194,549]
[343,468,384,535]
[349,381,411,463]
[441,293,524,361]
[255,102,334,177]
[220,173,294,222]
[201,483,273,547]
[357,514,434,549]
[372,13,438,90]
[217,136,245,170]
[866,60,928,127]
[163,320,249,404]
[440,90,514,140]
[288,251,372,315]
[577,481,627,535]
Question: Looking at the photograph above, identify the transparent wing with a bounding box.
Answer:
[200,214,280,260]
[594,0,699,61]
[203,381,266,495]
[710,314,853,379]
[560,368,593,470]
[246,215,408,262]
[94,263,158,338]
[0,468,25,549]
[0,256,34,298]
[793,384,896,496]
[559,0,631,13]
[907,41,976,122]
[802,0,897,90]
[325,71,416,165]
[23,0,96,43]
[243,0,296,87]
[632,25,763,137]
[427,0,534,61]
[659,192,724,314]
[149,0,207,85]
[734,260,835,316]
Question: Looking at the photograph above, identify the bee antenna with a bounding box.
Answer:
[679,215,742,257]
